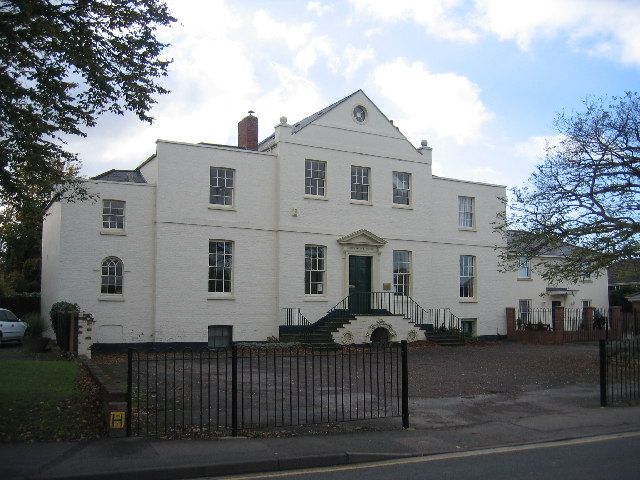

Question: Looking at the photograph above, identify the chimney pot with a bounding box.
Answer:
[238,112,258,150]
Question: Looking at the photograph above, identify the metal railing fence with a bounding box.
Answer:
[127,342,409,437]
[600,336,640,406]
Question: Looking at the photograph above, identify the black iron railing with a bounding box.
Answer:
[322,292,464,339]
[600,336,640,406]
[516,308,554,331]
[127,342,409,438]
[621,312,640,339]
[282,307,310,326]
[563,307,609,342]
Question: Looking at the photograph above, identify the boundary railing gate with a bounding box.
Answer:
[127,342,409,437]
[599,337,640,406]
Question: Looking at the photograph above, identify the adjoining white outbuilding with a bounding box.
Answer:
[40,90,608,348]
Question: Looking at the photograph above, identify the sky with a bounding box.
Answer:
[70,0,640,191]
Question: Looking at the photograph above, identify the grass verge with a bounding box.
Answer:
[0,360,104,442]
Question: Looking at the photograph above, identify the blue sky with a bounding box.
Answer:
[72,0,640,190]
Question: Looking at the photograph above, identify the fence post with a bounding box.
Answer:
[401,340,409,429]
[554,307,564,344]
[599,340,607,407]
[231,345,238,436]
[610,306,622,340]
[126,349,133,436]
[505,308,516,339]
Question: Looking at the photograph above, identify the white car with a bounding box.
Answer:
[0,308,27,343]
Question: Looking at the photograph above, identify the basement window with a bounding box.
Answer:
[208,325,232,349]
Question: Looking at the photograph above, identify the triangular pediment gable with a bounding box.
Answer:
[337,229,387,246]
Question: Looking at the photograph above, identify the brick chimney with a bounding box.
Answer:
[238,111,258,150]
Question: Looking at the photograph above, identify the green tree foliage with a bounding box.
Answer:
[0,0,175,292]
[499,92,640,282]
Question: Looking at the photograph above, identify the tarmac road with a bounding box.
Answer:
[216,431,640,480]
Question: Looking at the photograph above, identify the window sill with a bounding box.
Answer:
[304,296,328,302]
[208,205,236,211]
[304,194,328,201]
[458,227,476,232]
[100,229,126,236]
[98,294,124,302]
[581,279,593,283]
[459,298,478,303]
[517,277,532,281]
[350,200,372,206]
[207,294,235,300]
[392,204,412,210]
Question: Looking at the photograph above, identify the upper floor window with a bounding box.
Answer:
[459,255,476,298]
[351,166,370,202]
[518,256,531,278]
[209,240,233,293]
[581,299,592,309]
[305,160,326,197]
[101,257,123,294]
[393,250,412,296]
[393,172,411,206]
[458,196,474,228]
[102,200,125,230]
[305,245,326,295]
[210,167,234,206]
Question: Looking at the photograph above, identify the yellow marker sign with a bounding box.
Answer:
[110,411,126,429]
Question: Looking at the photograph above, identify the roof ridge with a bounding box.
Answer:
[257,90,362,148]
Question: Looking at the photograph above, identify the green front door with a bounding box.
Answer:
[349,255,372,314]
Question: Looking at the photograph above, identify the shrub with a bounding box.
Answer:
[49,301,79,335]
[23,312,46,338]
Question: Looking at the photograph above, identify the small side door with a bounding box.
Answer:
[551,300,562,330]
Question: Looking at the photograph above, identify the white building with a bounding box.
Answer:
[40,91,608,347]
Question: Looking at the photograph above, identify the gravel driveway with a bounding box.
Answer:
[407,341,598,398]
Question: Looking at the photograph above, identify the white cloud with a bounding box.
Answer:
[307,1,334,16]
[514,134,564,165]
[69,0,329,176]
[349,0,478,43]
[349,0,640,66]
[255,64,324,125]
[253,10,313,51]
[294,36,337,73]
[474,0,640,65]
[370,58,492,145]
[342,45,375,79]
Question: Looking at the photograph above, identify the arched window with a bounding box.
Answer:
[101,257,123,294]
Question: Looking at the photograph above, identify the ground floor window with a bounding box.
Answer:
[305,245,326,295]
[208,325,232,348]
[209,240,233,293]
[393,250,411,296]
[518,299,531,323]
[459,255,475,298]
[101,256,123,294]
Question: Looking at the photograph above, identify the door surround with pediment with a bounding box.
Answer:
[337,229,387,298]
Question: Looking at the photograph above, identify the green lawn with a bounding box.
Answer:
[0,360,103,442]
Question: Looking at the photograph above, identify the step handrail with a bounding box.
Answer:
[281,307,310,326]
[321,292,465,342]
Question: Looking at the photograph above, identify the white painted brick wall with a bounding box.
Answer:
[41,91,609,345]
[48,181,156,344]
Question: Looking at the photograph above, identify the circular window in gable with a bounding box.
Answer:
[353,105,367,123]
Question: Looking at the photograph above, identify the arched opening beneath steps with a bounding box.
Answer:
[370,327,390,344]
